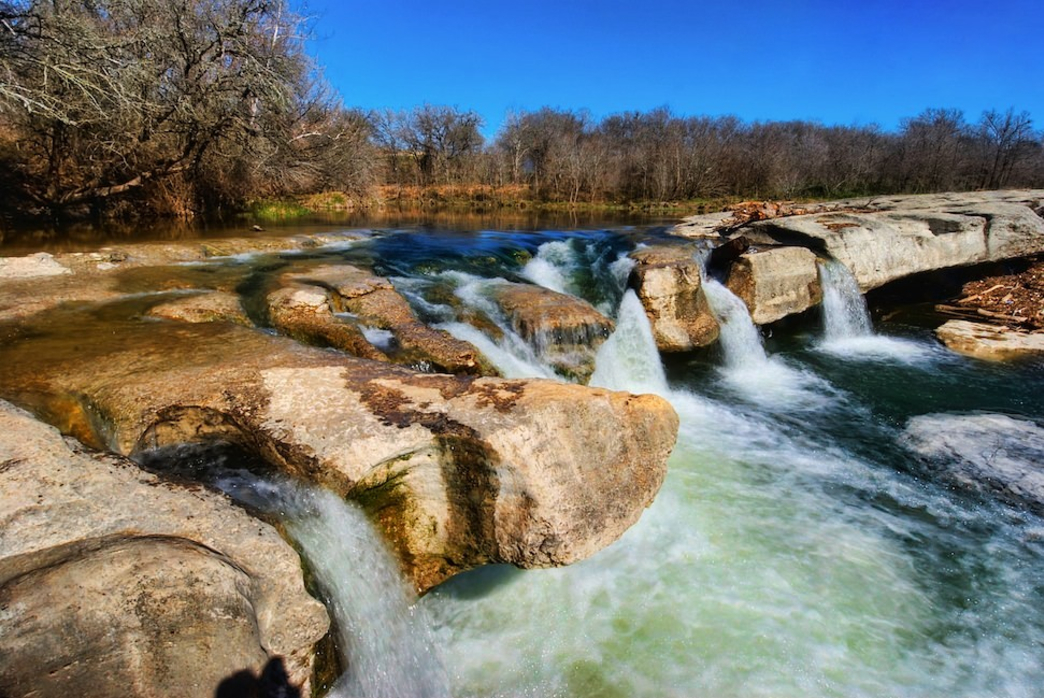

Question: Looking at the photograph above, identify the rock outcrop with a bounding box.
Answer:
[903,412,1044,512]
[673,190,1044,293]
[0,400,330,698]
[146,290,252,326]
[725,247,822,325]
[935,320,1044,361]
[268,264,496,375]
[0,314,678,592]
[488,281,614,381]
[627,244,719,351]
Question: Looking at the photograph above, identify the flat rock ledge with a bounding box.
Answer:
[0,319,678,593]
[935,320,1044,361]
[903,412,1044,513]
[0,400,330,698]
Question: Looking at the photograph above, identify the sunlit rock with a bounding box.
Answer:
[0,319,678,593]
[935,319,1044,361]
[725,246,822,325]
[903,412,1044,512]
[488,281,614,382]
[627,243,719,351]
[0,400,330,698]
[146,290,252,326]
[269,264,495,375]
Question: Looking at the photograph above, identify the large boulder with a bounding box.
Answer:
[725,247,823,325]
[719,195,1044,292]
[0,314,678,593]
[488,281,614,382]
[0,400,330,698]
[627,244,719,351]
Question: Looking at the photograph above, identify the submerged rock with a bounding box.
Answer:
[627,244,719,352]
[0,400,330,698]
[146,290,252,326]
[0,318,678,593]
[489,281,614,382]
[725,247,822,325]
[903,412,1044,512]
[935,319,1044,361]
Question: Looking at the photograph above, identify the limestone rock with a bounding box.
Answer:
[0,318,679,592]
[146,290,252,326]
[903,412,1044,512]
[0,252,71,279]
[935,320,1044,361]
[489,281,614,382]
[269,264,495,375]
[715,194,1044,292]
[0,400,330,698]
[628,244,719,351]
[725,247,822,325]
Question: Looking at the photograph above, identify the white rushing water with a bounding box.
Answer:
[207,230,1044,698]
[817,259,937,363]
[701,277,835,410]
[209,473,451,698]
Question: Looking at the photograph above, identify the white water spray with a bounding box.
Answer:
[210,473,450,698]
[590,290,669,396]
[819,259,873,341]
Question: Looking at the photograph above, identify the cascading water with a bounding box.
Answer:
[121,225,1044,698]
[590,289,669,396]
[817,257,938,362]
[700,274,834,410]
[819,258,874,340]
[200,468,450,698]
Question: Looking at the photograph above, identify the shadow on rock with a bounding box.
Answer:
[215,658,302,698]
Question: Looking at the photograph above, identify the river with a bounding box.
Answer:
[6,218,1044,697]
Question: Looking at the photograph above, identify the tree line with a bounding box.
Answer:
[1,0,1042,223]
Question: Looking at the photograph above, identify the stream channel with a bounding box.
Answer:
[7,218,1044,697]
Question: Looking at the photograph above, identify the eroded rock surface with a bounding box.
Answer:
[935,320,1044,361]
[627,244,719,351]
[489,281,614,381]
[0,400,330,698]
[725,247,822,325]
[903,412,1044,512]
[269,264,495,375]
[673,190,1044,293]
[0,316,678,592]
[146,290,252,326]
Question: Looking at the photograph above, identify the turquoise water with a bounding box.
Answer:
[9,222,1043,697]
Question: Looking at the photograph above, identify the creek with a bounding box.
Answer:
[7,220,1044,697]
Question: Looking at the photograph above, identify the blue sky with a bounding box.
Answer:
[298,0,1043,138]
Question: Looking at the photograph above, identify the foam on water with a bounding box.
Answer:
[701,277,837,410]
[438,321,556,379]
[590,290,669,396]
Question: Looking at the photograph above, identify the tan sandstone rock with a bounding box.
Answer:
[489,281,614,382]
[0,400,330,698]
[935,319,1044,361]
[725,247,823,325]
[0,314,678,593]
[628,244,719,351]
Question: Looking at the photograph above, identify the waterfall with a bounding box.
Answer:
[207,470,451,698]
[286,489,451,698]
[590,290,669,396]
[816,258,936,362]
[818,258,873,340]
[700,278,770,369]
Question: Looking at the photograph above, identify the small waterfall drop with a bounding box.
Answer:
[819,259,873,340]
[209,471,450,698]
[701,278,770,369]
[816,258,936,362]
[590,290,669,396]
[521,239,573,294]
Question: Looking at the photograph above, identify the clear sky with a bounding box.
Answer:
[298,0,1043,138]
